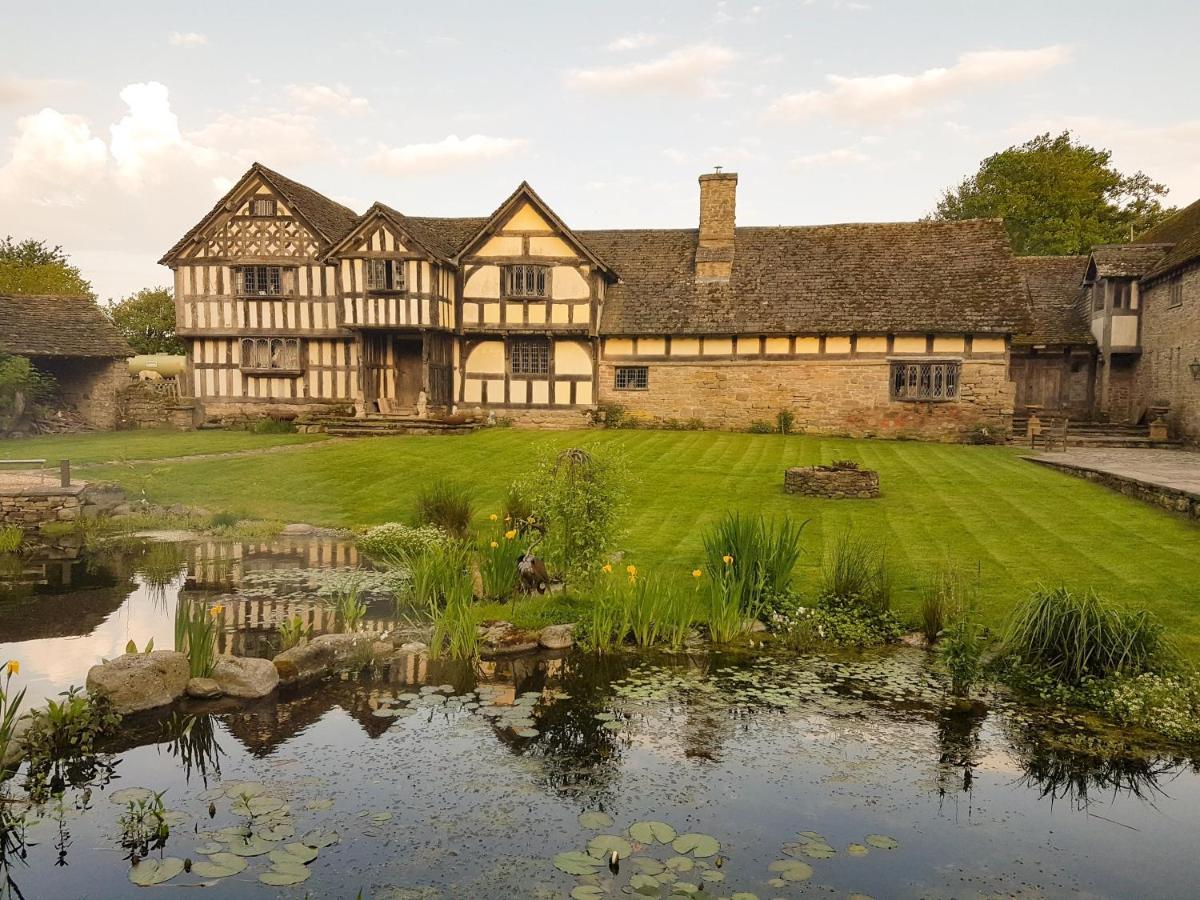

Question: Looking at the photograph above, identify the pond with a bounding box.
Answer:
[1,537,1199,899]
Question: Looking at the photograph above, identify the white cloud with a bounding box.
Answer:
[769,45,1071,123]
[0,77,71,106]
[188,110,334,168]
[606,32,659,52]
[167,31,207,47]
[565,43,736,98]
[286,82,370,115]
[109,82,212,182]
[792,146,870,167]
[367,134,527,175]
[0,107,108,206]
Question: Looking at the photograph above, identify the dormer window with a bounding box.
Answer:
[366,259,405,292]
[249,197,276,217]
[239,266,282,296]
[503,264,549,298]
[1112,281,1131,310]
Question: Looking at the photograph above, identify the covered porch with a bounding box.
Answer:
[356,330,455,417]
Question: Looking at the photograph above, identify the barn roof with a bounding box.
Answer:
[1088,243,1171,278]
[1135,194,1200,280]
[0,295,133,358]
[1013,256,1092,346]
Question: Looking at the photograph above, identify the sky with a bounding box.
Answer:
[1,0,1198,301]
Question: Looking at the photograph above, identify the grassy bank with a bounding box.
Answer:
[15,427,1199,656]
[0,427,325,466]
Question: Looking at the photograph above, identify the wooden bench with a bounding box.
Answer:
[1030,418,1069,452]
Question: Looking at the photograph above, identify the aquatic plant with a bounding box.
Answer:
[161,713,224,785]
[521,445,629,585]
[922,563,974,645]
[357,522,446,562]
[704,558,764,645]
[414,478,473,538]
[23,686,120,797]
[478,516,525,600]
[0,526,23,555]
[323,572,368,632]
[117,789,169,858]
[939,604,987,698]
[174,599,221,677]
[701,512,806,615]
[0,660,25,781]
[820,529,891,615]
[394,539,474,612]
[1087,670,1200,744]
[135,541,186,606]
[1001,586,1168,685]
[428,589,480,662]
[276,614,312,651]
[580,565,632,652]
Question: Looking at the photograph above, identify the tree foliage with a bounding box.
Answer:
[932,132,1176,255]
[0,351,55,433]
[107,287,185,355]
[0,236,94,297]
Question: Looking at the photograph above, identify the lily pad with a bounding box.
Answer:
[129,857,185,886]
[110,787,156,806]
[514,727,540,738]
[304,798,335,811]
[225,835,275,857]
[768,859,813,881]
[233,795,285,817]
[588,834,632,859]
[630,856,666,875]
[731,894,760,900]
[601,720,625,732]
[300,829,340,848]
[554,850,603,876]
[281,842,319,863]
[191,853,247,878]
[671,833,720,858]
[577,811,613,829]
[630,820,677,845]
[847,843,869,856]
[253,822,295,842]
[193,842,224,855]
[629,874,663,895]
[665,856,694,873]
[572,887,606,900]
[259,868,311,886]
[865,834,898,850]
[223,781,267,798]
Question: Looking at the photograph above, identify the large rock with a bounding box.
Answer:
[86,651,189,715]
[211,656,279,699]
[478,621,539,656]
[538,623,576,650]
[272,633,375,685]
[186,677,223,699]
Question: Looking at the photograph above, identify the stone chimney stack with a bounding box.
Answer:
[696,170,737,283]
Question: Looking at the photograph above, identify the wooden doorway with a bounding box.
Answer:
[393,338,423,412]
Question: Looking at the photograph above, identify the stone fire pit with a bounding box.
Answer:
[784,463,880,499]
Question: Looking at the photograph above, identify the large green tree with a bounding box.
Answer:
[107,287,184,355]
[0,236,94,296]
[932,132,1176,255]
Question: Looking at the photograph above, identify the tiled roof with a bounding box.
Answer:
[584,220,1030,336]
[0,295,133,358]
[1089,244,1170,278]
[381,209,489,261]
[1135,195,1200,279]
[160,163,358,264]
[1013,256,1093,346]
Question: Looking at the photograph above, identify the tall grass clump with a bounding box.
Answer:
[418,549,479,661]
[173,600,221,677]
[395,540,474,610]
[0,525,24,555]
[704,559,766,644]
[701,512,806,613]
[820,530,891,614]
[478,514,525,600]
[1,659,26,779]
[325,572,368,632]
[581,565,633,652]
[1002,586,1169,686]
[414,479,473,538]
[921,564,971,644]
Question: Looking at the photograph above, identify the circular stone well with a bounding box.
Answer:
[784,465,880,499]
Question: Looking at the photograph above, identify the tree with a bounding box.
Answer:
[107,287,185,355]
[0,236,94,297]
[931,132,1176,255]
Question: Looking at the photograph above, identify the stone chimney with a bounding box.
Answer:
[696,170,737,283]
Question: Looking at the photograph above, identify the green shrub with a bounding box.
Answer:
[414,479,473,538]
[748,420,773,434]
[358,522,446,562]
[598,403,627,428]
[1087,671,1200,743]
[501,483,534,532]
[820,530,891,616]
[277,614,312,651]
[702,512,806,617]
[1001,586,1168,686]
[0,351,54,432]
[684,418,706,431]
[939,605,987,698]
[250,417,296,434]
[776,409,795,435]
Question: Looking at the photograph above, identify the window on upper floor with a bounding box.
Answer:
[240,337,301,373]
[503,264,549,299]
[614,366,649,390]
[249,197,277,217]
[239,266,282,296]
[1112,281,1132,310]
[1091,284,1103,312]
[510,338,550,375]
[1168,275,1184,308]
[366,259,406,292]
[890,360,959,402]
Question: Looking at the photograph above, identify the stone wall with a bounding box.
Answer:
[784,466,880,499]
[117,381,198,430]
[33,357,128,430]
[1028,457,1199,520]
[0,484,86,527]
[1132,263,1200,444]
[597,357,1014,440]
[491,407,596,430]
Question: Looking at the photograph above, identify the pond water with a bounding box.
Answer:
[2,538,1199,899]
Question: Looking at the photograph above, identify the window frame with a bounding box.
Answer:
[613,366,649,391]
[239,337,302,375]
[1167,275,1184,309]
[366,259,406,293]
[248,197,277,217]
[509,337,550,376]
[238,265,283,297]
[889,359,961,403]
[502,264,550,299]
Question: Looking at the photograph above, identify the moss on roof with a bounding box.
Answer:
[0,294,133,358]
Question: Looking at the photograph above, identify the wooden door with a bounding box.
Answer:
[393,339,423,411]
[1015,355,1065,413]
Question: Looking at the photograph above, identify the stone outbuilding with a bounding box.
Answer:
[0,293,133,429]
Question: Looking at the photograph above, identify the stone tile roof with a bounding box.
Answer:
[0,295,133,358]
[380,208,489,261]
[160,163,358,263]
[582,220,1030,336]
[1089,243,1170,278]
[1135,195,1200,280]
[1014,256,1093,347]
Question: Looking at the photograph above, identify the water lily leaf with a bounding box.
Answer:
[232,795,285,817]
[225,835,274,857]
[281,842,319,863]
[193,842,224,855]
[601,720,624,732]
[553,850,603,875]
[630,821,676,845]
[110,787,156,806]
[368,811,393,823]
[629,874,663,896]
[161,810,190,827]
[671,833,719,858]
[129,857,184,886]
[213,826,250,842]
[801,843,836,859]
[514,727,539,738]
[665,856,694,873]
[223,781,267,798]
[572,887,606,900]
[847,843,869,856]
[259,868,311,886]
[768,859,813,881]
[731,894,761,900]
[191,852,247,878]
[304,798,335,811]
[700,871,725,883]
[588,834,632,860]
[300,829,340,848]
[254,822,295,842]
[630,856,665,875]
[672,883,699,896]
[593,712,615,722]
[865,834,898,850]
[577,811,613,829]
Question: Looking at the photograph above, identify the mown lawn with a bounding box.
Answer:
[68,428,1200,657]
[0,428,325,466]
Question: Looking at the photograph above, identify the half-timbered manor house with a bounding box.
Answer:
[162,163,1045,440]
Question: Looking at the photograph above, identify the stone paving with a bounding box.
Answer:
[1034,448,1200,496]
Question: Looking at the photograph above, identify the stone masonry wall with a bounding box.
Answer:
[117,381,198,430]
[597,358,1014,440]
[0,486,85,527]
[34,357,129,430]
[784,466,880,499]
[1133,263,1200,444]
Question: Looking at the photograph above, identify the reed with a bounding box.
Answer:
[478,519,525,600]
[326,572,368,633]
[427,572,479,661]
[921,564,970,644]
[174,599,220,678]
[820,529,891,614]
[702,512,805,611]
[414,478,473,538]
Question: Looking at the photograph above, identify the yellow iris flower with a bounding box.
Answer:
[4,660,18,676]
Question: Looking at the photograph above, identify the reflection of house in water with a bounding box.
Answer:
[0,543,133,641]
